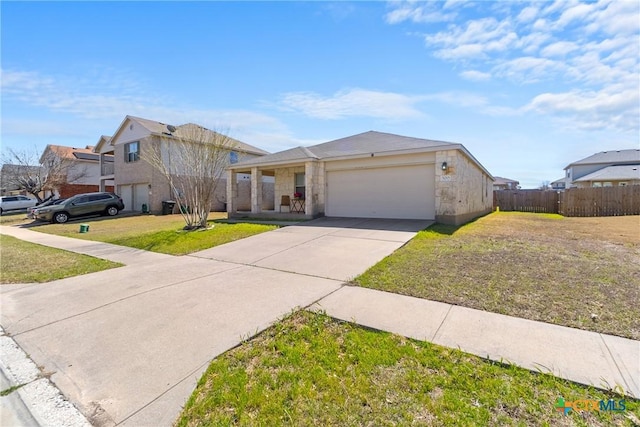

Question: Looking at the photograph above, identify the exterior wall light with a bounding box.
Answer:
[441,162,448,171]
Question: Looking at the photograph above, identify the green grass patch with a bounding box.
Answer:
[178,311,639,426]
[0,235,122,284]
[354,212,640,340]
[33,214,277,255]
[106,223,277,255]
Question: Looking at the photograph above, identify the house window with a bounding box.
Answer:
[603,182,613,187]
[592,182,602,187]
[619,182,628,186]
[125,141,140,163]
[229,151,238,164]
[294,172,305,199]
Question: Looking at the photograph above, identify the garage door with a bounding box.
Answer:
[326,164,435,219]
[118,183,149,212]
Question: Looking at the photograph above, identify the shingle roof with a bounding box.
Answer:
[493,176,519,185]
[568,149,640,167]
[41,145,100,163]
[234,131,456,167]
[124,116,269,156]
[574,165,640,182]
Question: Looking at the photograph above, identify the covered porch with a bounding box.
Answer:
[227,160,325,220]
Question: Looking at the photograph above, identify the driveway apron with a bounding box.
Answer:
[0,218,429,426]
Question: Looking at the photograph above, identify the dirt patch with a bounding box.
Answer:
[355,213,640,340]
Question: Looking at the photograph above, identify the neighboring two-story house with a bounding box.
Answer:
[553,149,640,189]
[94,116,270,213]
[39,144,114,198]
[492,176,520,191]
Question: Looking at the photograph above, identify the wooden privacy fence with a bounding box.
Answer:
[494,190,559,213]
[494,186,640,217]
[559,185,640,217]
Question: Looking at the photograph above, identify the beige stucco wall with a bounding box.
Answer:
[435,150,493,225]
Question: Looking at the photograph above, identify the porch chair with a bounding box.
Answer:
[280,195,291,213]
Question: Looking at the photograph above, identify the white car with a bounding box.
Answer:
[0,195,38,215]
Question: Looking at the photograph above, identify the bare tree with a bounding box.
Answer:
[1,147,87,202]
[143,124,237,230]
[539,180,551,190]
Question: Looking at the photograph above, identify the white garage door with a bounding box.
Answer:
[119,183,149,212]
[326,164,435,219]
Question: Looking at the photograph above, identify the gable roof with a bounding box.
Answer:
[108,115,269,156]
[94,135,112,153]
[493,176,519,185]
[40,144,101,163]
[574,165,640,182]
[233,131,458,167]
[567,149,640,169]
[231,130,492,178]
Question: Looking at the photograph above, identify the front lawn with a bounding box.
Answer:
[33,213,278,255]
[0,235,122,284]
[178,311,638,426]
[354,212,640,340]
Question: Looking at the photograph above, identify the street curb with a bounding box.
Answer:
[0,327,91,427]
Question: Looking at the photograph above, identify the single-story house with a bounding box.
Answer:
[562,149,640,188]
[227,131,494,225]
[94,115,271,214]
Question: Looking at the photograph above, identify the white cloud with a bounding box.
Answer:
[517,6,539,23]
[459,70,491,81]
[385,0,639,132]
[385,2,456,24]
[540,41,579,57]
[526,87,639,132]
[278,88,426,120]
[0,68,293,153]
[423,91,488,108]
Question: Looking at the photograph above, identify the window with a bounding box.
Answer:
[229,151,238,164]
[125,141,140,163]
[592,182,602,187]
[619,182,628,186]
[603,182,613,187]
[294,173,305,199]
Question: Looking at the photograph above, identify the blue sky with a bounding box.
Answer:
[2,1,638,188]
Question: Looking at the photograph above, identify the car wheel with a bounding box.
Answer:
[106,206,119,216]
[53,212,69,224]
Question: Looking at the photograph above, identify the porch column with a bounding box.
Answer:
[305,161,315,216]
[251,167,262,213]
[227,170,237,214]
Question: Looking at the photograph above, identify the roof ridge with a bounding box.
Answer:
[299,145,319,159]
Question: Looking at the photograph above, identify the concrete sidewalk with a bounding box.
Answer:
[0,218,427,426]
[0,225,172,265]
[309,286,640,399]
[1,220,638,427]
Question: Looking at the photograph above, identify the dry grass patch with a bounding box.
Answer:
[355,212,640,339]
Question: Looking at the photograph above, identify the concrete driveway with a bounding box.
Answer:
[0,218,429,426]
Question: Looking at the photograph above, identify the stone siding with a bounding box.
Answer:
[435,149,493,225]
